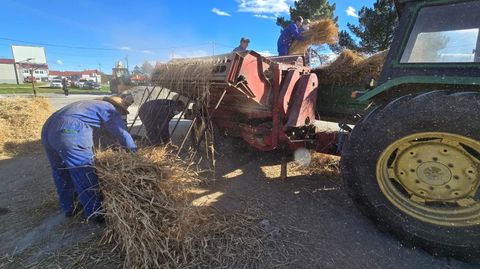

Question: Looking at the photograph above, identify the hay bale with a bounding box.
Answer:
[317,50,388,86]
[151,58,218,103]
[96,148,268,268]
[289,19,339,55]
[0,97,53,156]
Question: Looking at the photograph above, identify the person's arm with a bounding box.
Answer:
[103,111,137,152]
[287,24,307,41]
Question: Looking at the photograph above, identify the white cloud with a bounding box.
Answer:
[119,46,132,51]
[254,14,276,20]
[346,6,359,18]
[237,0,294,14]
[55,60,64,65]
[212,8,231,16]
[142,50,155,54]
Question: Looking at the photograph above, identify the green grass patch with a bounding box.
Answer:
[0,83,111,94]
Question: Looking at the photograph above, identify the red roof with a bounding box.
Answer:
[49,69,101,77]
[0,58,48,69]
[0,58,14,64]
[131,75,149,81]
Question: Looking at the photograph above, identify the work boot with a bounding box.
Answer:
[88,213,106,224]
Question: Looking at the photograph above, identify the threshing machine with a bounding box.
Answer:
[159,51,341,156]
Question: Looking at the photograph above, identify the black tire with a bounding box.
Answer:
[341,90,480,262]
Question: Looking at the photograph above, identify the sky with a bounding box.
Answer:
[0,0,375,74]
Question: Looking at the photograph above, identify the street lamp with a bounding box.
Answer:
[14,58,33,85]
[15,58,37,97]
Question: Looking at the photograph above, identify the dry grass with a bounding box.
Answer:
[151,58,216,104]
[289,19,339,54]
[95,147,271,268]
[291,152,340,177]
[0,97,53,156]
[317,49,388,86]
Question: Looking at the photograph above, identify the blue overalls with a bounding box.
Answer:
[41,100,136,218]
[277,23,305,56]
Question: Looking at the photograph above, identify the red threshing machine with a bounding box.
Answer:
[167,51,341,155]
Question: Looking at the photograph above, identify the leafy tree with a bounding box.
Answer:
[407,33,449,62]
[276,0,337,29]
[131,65,143,76]
[347,0,398,53]
[141,61,154,76]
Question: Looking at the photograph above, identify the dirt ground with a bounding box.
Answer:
[1,94,479,268]
[0,144,478,268]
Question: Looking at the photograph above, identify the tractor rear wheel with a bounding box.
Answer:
[341,91,480,261]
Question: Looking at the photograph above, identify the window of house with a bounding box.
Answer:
[401,1,480,63]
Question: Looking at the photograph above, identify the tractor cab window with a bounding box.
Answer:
[401,1,480,63]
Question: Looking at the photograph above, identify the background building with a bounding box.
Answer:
[0,58,19,83]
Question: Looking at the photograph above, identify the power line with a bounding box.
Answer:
[0,37,213,52]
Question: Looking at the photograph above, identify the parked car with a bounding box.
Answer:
[50,79,63,88]
[75,79,88,88]
[82,81,101,90]
[24,76,35,83]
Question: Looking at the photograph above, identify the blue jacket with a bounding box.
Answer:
[277,23,305,56]
[47,100,137,151]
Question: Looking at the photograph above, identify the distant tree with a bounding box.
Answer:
[330,30,359,53]
[141,61,154,77]
[407,33,449,62]
[347,0,398,54]
[276,0,337,29]
[131,65,143,76]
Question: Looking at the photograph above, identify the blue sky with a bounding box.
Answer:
[0,0,375,73]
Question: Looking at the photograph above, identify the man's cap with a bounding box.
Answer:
[101,94,134,115]
[240,37,250,43]
[295,16,304,22]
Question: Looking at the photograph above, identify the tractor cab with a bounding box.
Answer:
[360,0,480,102]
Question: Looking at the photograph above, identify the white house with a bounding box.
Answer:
[18,63,49,82]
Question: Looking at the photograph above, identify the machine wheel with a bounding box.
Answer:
[341,91,480,261]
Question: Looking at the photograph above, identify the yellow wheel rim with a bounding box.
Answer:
[376,132,480,226]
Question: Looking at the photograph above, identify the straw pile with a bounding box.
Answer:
[289,19,339,55]
[316,49,388,86]
[0,97,53,156]
[95,147,269,268]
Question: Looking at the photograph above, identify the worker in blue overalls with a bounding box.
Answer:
[41,95,137,222]
[277,16,306,56]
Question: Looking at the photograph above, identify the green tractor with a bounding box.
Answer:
[110,61,132,94]
[332,0,480,260]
